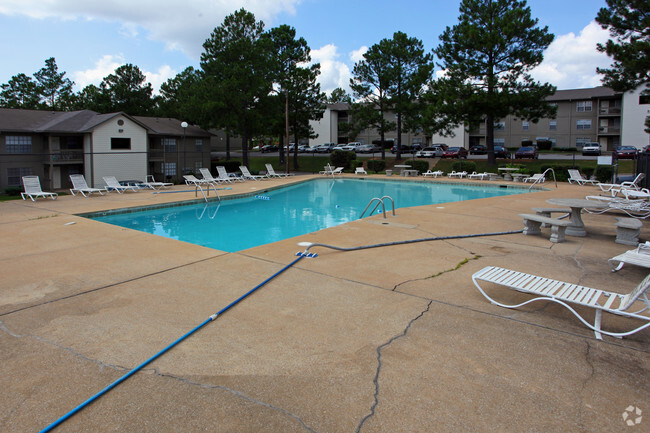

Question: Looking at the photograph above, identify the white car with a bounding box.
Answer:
[582,143,601,156]
[416,146,445,158]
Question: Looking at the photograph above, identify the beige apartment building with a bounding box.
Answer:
[311,86,648,151]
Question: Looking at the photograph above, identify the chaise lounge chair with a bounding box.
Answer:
[265,163,292,178]
[610,242,650,272]
[598,173,645,196]
[568,169,598,185]
[423,170,444,178]
[140,175,173,190]
[447,171,467,178]
[70,174,105,197]
[472,266,650,340]
[216,166,244,182]
[21,176,58,201]
[103,176,139,193]
[355,167,367,175]
[467,172,490,180]
[523,173,545,183]
[199,168,224,184]
[239,166,267,181]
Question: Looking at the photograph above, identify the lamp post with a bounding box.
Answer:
[181,121,188,175]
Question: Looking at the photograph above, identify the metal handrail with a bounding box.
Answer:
[528,168,557,190]
[360,195,395,219]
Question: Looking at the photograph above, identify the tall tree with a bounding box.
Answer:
[200,9,274,168]
[267,24,326,170]
[33,57,75,110]
[596,0,649,104]
[327,87,352,104]
[350,40,396,160]
[0,73,41,109]
[385,32,434,157]
[156,67,206,124]
[429,0,556,165]
[99,64,155,115]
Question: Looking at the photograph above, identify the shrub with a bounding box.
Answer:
[350,159,363,169]
[582,167,595,179]
[366,159,386,173]
[409,159,429,174]
[595,166,613,183]
[216,160,242,173]
[330,150,356,170]
[4,187,22,196]
[536,140,552,151]
[452,161,476,173]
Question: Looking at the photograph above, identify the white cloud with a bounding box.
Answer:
[532,21,611,90]
[0,1,302,59]
[311,44,352,95]
[73,54,125,89]
[72,54,175,94]
[350,46,367,64]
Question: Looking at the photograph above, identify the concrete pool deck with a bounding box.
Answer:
[1,175,648,432]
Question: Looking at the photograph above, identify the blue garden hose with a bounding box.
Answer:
[38,254,305,433]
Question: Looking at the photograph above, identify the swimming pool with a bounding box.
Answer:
[91,178,531,252]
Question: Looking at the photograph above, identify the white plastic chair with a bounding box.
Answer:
[70,174,105,197]
[265,163,291,178]
[21,176,57,201]
[567,169,597,185]
[103,176,139,193]
[472,266,650,340]
[239,166,267,181]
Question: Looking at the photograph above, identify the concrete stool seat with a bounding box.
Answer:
[519,213,572,243]
[615,217,643,245]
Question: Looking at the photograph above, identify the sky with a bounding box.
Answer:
[0,0,613,97]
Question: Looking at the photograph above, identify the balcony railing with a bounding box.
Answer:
[50,150,84,163]
[599,107,621,115]
[598,126,621,134]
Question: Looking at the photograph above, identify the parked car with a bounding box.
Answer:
[493,145,511,159]
[416,146,444,158]
[356,144,382,153]
[260,144,279,153]
[616,146,639,159]
[514,146,538,159]
[581,142,601,156]
[314,143,335,153]
[442,147,469,159]
[642,145,650,154]
[391,144,422,154]
[469,144,487,155]
[332,143,358,151]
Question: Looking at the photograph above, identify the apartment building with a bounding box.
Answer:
[0,108,212,193]
[311,86,648,151]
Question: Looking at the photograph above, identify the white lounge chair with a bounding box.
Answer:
[319,164,335,175]
[523,173,545,183]
[610,243,650,272]
[216,166,244,182]
[567,169,597,185]
[447,171,467,178]
[467,172,490,180]
[265,163,292,178]
[472,266,650,340]
[199,168,224,184]
[355,167,367,175]
[598,173,645,196]
[423,170,444,178]
[239,166,267,181]
[70,174,105,197]
[183,174,216,187]
[140,175,173,190]
[585,195,650,218]
[21,176,57,201]
[103,176,139,193]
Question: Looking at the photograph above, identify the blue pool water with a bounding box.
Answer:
[91,178,530,252]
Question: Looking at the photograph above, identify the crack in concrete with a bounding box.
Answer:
[152,369,319,433]
[355,300,433,433]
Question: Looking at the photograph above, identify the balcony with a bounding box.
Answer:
[49,150,83,164]
[599,107,621,115]
[598,126,621,134]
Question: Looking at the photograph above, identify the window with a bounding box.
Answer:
[576,119,592,130]
[111,138,131,150]
[522,121,529,131]
[164,162,176,177]
[6,136,32,153]
[640,94,650,105]
[7,167,33,186]
[549,120,557,130]
[576,137,592,148]
[576,100,592,112]
[195,139,203,152]
[162,138,176,152]
[494,138,505,145]
[494,122,505,131]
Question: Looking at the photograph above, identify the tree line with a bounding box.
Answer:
[1,0,647,167]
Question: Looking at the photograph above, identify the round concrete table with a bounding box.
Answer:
[498,167,519,181]
[546,198,607,237]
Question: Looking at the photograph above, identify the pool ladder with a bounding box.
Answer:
[360,196,395,219]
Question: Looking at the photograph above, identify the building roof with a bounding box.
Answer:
[547,86,620,101]
[0,108,211,137]
[133,116,212,137]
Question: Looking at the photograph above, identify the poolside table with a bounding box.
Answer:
[498,167,519,181]
[546,198,608,237]
[394,165,412,176]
